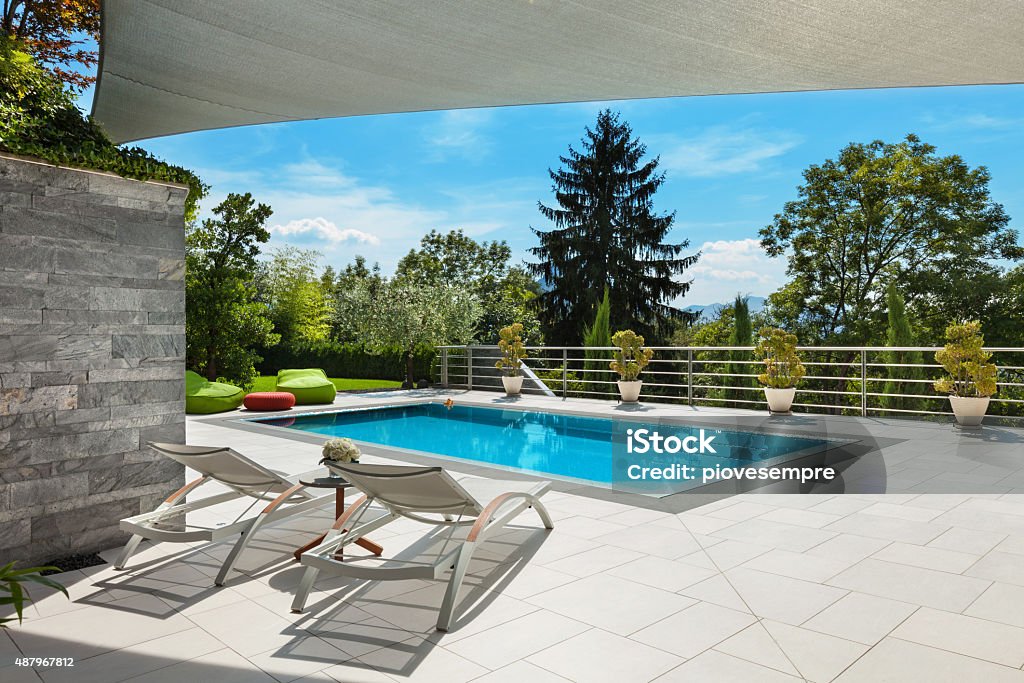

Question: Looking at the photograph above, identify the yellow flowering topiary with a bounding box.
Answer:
[610,330,653,381]
[495,323,528,377]
[934,321,997,398]
[754,327,806,389]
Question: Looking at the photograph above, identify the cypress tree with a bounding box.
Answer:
[727,295,753,406]
[583,287,613,398]
[528,109,700,345]
[883,282,922,411]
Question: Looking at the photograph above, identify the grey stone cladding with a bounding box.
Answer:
[0,153,187,565]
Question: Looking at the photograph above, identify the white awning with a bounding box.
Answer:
[92,0,1024,143]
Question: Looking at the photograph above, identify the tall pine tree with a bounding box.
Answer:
[528,110,700,344]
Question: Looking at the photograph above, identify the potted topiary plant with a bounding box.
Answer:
[934,320,997,427]
[610,330,653,403]
[495,323,528,396]
[754,327,806,414]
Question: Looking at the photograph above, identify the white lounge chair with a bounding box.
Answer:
[290,463,554,631]
[116,442,330,586]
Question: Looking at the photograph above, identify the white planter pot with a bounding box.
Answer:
[501,375,524,396]
[948,395,990,427]
[764,387,796,414]
[617,380,643,403]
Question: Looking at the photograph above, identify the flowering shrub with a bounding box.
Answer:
[934,321,998,398]
[754,327,806,389]
[495,323,528,377]
[320,438,360,464]
[610,330,653,381]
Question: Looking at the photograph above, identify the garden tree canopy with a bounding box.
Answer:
[186,192,279,387]
[335,278,481,386]
[0,36,204,220]
[529,110,699,345]
[256,247,333,350]
[396,229,542,344]
[760,135,1023,345]
[2,0,99,89]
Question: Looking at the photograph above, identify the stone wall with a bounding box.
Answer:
[0,153,187,565]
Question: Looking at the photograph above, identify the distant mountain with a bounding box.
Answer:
[683,296,766,322]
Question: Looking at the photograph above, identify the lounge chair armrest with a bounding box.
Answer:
[467,492,535,542]
[165,476,209,506]
[262,482,308,514]
[332,495,369,530]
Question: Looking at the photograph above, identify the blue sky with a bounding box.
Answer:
[82,82,1024,306]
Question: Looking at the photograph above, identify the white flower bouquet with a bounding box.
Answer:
[320,438,360,465]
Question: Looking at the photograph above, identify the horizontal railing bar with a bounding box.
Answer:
[439,345,1024,352]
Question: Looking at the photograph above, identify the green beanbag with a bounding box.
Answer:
[185,370,244,414]
[275,368,337,405]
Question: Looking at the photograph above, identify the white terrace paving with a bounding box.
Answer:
[5,390,1024,683]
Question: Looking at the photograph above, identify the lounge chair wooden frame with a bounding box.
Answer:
[116,442,330,586]
[290,463,553,631]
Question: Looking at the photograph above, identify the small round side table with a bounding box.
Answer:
[293,475,384,560]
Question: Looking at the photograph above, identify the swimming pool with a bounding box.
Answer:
[250,402,834,491]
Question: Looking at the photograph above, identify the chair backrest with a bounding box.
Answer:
[148,442,294,496]
[327,463,482,515]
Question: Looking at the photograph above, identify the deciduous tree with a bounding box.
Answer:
[2,0,100,89]
[760,134,1022,345]
[186,193,278,386]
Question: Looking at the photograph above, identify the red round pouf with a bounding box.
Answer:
[243,392,296,411]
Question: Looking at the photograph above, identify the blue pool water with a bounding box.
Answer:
[251,403,831,488]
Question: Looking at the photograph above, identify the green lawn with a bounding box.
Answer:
[250,376,402,393]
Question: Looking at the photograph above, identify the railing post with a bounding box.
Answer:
[860,349,867,417]
[687,348,694,406]
[562,348,567,400]
[441,348,449,387]
[467,346,473,391]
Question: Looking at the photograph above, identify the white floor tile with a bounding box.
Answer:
[631,601,756,658]
[964,551,1024,586]
[526,574,695,636]
[827,559,990,612]
[965,582,1024,628]
[723,567,847,625]
[833,637,1024,683]
[741,548,851,583]
[527,628,684,683]
[607,555,718,592]
[892,607,1024,668]
[713,623,800,676]
[761,620,869,682]
[928,526,1006,555]
[800,592,917,645]
[467,660,572,683]
[443,610,588,670]
[870,542,979,574]
[654,650,802,682]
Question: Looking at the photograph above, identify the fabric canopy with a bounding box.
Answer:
[92,0,1024,143]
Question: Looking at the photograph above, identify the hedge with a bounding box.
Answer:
[257,343,436,382]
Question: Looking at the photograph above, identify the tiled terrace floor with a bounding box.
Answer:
[4,390,1024,682]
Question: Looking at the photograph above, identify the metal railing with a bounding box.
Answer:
[434,345,1024,421]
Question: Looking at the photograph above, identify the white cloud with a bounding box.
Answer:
[269,217,379,245]
[681,238,788,305]
[659,127,802,177]
[423,109,494,161]
[921,111,1024,133]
